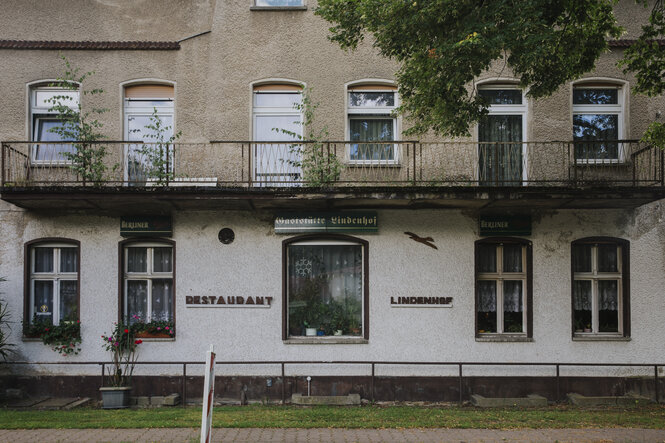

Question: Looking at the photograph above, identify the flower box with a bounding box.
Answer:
[135,331,173,339]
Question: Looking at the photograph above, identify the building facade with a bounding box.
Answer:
[0,0,664,402]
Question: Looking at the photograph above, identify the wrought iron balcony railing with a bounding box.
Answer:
[1,140,663,189]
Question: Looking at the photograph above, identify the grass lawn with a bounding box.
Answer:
[1,404,665,429]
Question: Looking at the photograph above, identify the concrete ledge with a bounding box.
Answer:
[471,394,548,408]
[291,393,361,406]
[567,392,652,406]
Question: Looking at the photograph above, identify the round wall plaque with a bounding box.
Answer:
[218,228,235,244]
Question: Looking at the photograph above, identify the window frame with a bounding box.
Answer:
[474,237,533,340]
[572,83,626,164]
[24,238,81,329]
[346,83,399,165]
[251,0,306,9]
[282,234,369,342]
[29,84,80,165]
[571,237,630,340]
[119,238,176,332]
[476,84,528,184]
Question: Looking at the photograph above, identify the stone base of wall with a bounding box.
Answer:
[1,375,662,404]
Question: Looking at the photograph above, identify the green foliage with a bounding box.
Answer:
[316,0,622,136]
[642,121,665,150]
[135,108,182,185]
[620,0,665,97]
[275,88,342,187]
[47,55,110,184]
[0,278,15,361]
[23,314,81,357]
[619,1,665,149]
[101,323,142,387]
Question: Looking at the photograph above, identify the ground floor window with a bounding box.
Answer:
[475,238,532,338]
[572,237,629,338]
[284,235,368,339]
[26,240,80,325]
[122,241,174,332]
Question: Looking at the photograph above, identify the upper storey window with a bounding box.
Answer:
[124,84,175,184]
[573,84,624,161]
[477,85,526,185]
[255,0,304,5]
[30,84,80,163]
[347,84,398,163]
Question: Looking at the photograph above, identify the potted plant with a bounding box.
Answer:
[100,322,142,408]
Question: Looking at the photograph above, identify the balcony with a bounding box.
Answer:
[2,140,664,212]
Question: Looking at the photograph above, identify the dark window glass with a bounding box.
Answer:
[479,89,522,105]
[573,88,618,105]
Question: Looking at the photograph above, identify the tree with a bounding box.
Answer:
[48,55,110,184]
[619,0,665,148]
[316,0,622,136]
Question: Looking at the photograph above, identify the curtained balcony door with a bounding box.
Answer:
[478,115,523,186]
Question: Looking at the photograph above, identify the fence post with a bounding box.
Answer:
[370,363,375,403]
[655,365,660,404]
[412,142,417,185]
[183,363,187,408]
[281,362,286,405]
[165,143,171,186]
[556,364,561,403]
[458,363,463,404]
[1,143,5,187]
[248,143,253,187]
[101,363,105,387]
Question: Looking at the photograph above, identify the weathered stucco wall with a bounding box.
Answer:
[1,206,663,376]
[0,1,661,145]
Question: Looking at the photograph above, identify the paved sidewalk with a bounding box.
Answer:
[1,428,665,442]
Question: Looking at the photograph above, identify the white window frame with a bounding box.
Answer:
[254,0,304,5]
[123,243,174,324]
[29,243,78,326]
[476,242,528,335]
[572,84,625,164]
[346,86,399,165]
[29,85,80,165]
[572,243,624,337]
[285,239,366,339]
[477,85,528,183]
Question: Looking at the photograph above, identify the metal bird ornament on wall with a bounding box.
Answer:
[404,232,438,249]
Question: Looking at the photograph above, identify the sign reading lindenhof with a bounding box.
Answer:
[274,212,378,234]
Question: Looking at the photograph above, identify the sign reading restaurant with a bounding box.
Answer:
[274,212,378,234]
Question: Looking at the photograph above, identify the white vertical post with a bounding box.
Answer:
[200,344,216,443]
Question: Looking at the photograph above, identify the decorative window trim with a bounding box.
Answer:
[282,234,369,342]
[345,80,400,166]
[474,237,533,340]
[572,79,628,164]
[571,237,630,340]
[118,238,176,336]
[23,238,81,330]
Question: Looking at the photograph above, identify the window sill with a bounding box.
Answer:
[573,335,630,342]
[574,159,627,166]
[137,337,175,342]
[284,337,367,344]
[22,336,43,342]
[346,161,401,169]
[475,335,533,343]
[250,6,307,11]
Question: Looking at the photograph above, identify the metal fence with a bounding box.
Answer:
[2,140,663,188]
[3,360,662,405]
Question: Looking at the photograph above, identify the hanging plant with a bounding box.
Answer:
[24,315,81,356]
